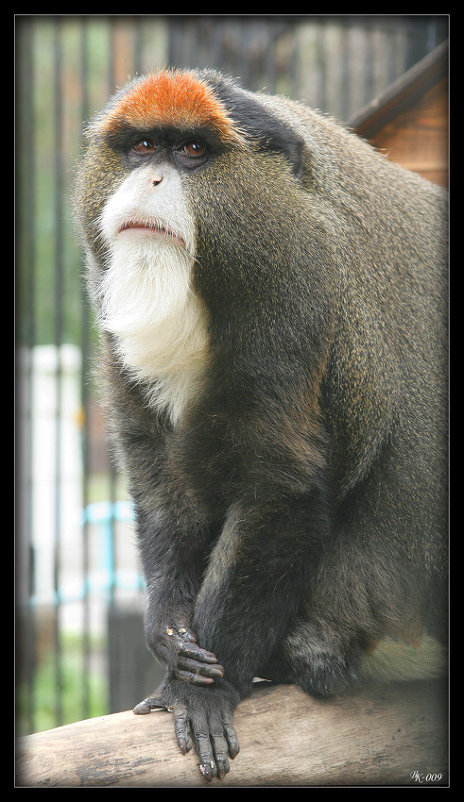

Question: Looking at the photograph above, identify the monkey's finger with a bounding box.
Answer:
[133,695,167,715]
[178,642,219,664]
[222,714,240,759]
[177,656,224,679]
[172,668,215,686]
[208,710,231,778]
[191,713,217,780]
[173,702,193,755]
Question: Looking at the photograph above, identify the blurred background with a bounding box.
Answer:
[15,14,449,735]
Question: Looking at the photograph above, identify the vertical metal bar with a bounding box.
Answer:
[238,18,250,88]
[17,16,37,735]
[426,18,438,51]
[53,16,64,727]
[107,18,117,611]
[79,16,91,722]
[364,18,375,105]
[405,16,427,71]
[168,16,181,68]
[387,20,399,87]
[134,16,143,76]
[288,20,299,100]
[108,16,116,94]
[316,17,327,113]
[264,18,277,94]
[210,17,224,71]
[339,20,350,123]
[108,467,117,606]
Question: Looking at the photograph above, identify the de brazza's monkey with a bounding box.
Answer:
[76,68,448,780]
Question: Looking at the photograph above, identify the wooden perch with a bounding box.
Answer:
[16,680,448,787]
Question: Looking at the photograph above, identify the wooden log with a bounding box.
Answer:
[15,680,448,788]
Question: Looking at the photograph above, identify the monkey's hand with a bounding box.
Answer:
[151,622,225,686]
[133,675,240,780]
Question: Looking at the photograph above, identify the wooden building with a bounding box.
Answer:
[350,40,448,187]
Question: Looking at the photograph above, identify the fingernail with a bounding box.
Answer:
[199,762,213,780]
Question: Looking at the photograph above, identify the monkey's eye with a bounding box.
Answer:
[178,141,206,159]
[132,138,156,154]
[173,140,209,171]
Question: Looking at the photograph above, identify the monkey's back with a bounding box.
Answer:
[258,91,447,598]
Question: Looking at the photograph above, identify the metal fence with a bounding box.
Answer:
[15,14,449,736]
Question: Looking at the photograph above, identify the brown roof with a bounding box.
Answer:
[350,40,448,139]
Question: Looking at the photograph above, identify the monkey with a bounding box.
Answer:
[75,68,448,781]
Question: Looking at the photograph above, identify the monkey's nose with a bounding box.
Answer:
[152,176,163,187]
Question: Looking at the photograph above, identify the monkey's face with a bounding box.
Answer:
[79,71,245,400]
[79,68,307,290]
[77,69,325,418]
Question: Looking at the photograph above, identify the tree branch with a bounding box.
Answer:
[15,680,447,787]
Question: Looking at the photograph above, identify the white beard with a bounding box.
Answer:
[98,167,209,426]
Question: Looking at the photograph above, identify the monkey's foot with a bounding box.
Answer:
[286,623,361,698]
[134,675,240,780]
[295,645,361,698]
[298,658,359,698]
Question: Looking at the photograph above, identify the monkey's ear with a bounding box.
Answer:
[265,130,306,180]
[289,137,306,180]
[204,75,306,180]
[240,107,306,180]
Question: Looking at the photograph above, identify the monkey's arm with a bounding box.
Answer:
[110,403,222,687]
[102,352,224,684]
[133,496,226,686]
[133,500,241,780]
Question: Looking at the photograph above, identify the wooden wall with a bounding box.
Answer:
[369,77,448,187]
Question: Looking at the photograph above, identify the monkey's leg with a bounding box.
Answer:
[278,618,363,697]
[276,531,425,697]
[192,487,329,696]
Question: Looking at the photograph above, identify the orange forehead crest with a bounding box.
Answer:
[97,70,247,148]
